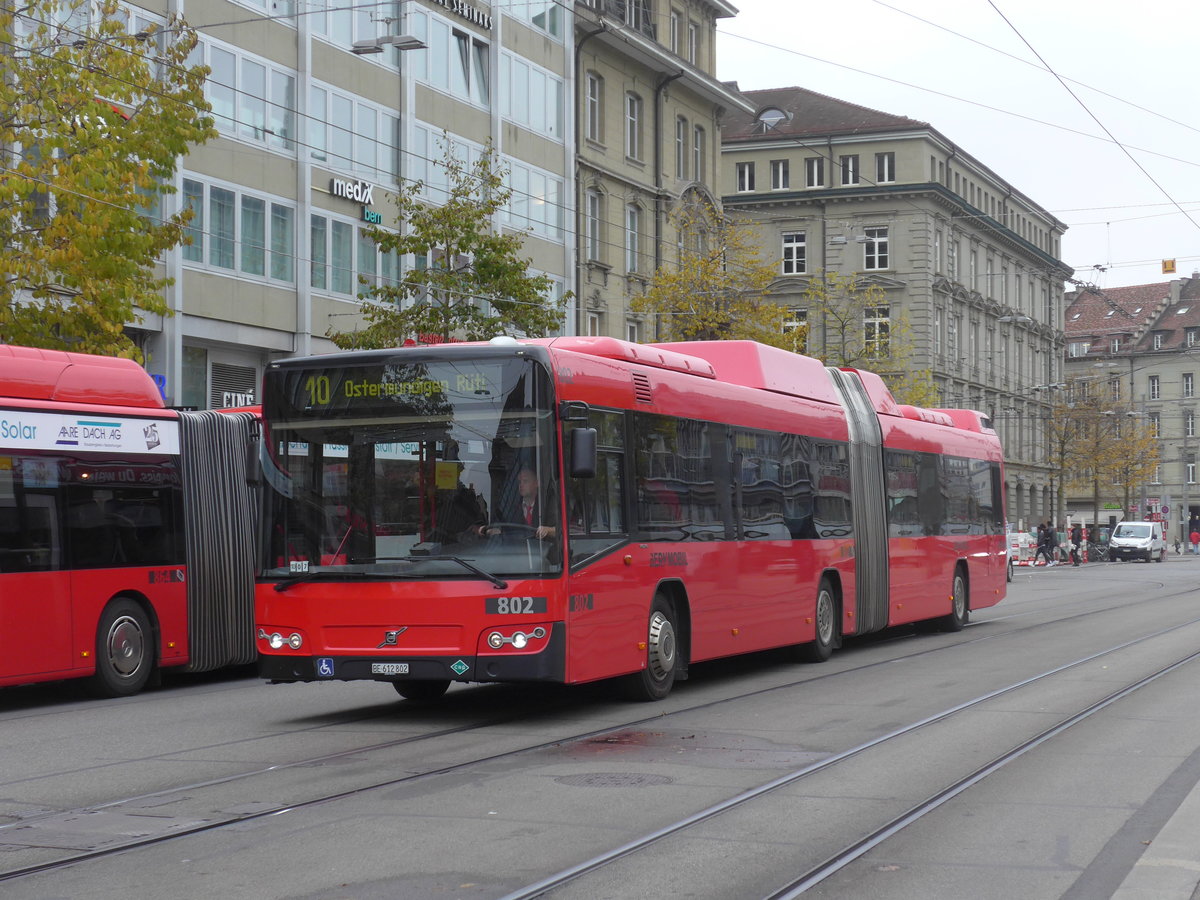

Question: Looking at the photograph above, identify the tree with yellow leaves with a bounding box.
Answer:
[1051,382,1160,527]
[630,196,783,345]
[801,271,937,407]
[1,0,215,359]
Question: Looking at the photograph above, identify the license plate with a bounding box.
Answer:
[371,663,410,675]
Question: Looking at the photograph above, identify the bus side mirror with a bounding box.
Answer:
[569,428,597,478]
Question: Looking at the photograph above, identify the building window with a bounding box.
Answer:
[1154,331,1165,350]
[182,179,295,284]
[933,231,943,273]
[505,159,565,240]
[584,189,602,262]
[310,212,398,297]
[675,117,688,178]
[669,9,680,53]
[805,157,824,188]
[770,159,789,190]
[687,22,698,63]
[500,52,564,139]
[1152,464,1162,484]
[1150,375,1161,400]
[625,92,643,160]
[1149,412,1161,437]
[692,125,705,180]
[1111,338,1120,353]
[1067,341,1090,357]
[1189,329,1199,347]
[783,308,807,352]
[198,39,296,152]
[781,232,806,275]
[585,72,603,143]
[627,321,640,343]
[864,305,890,358]
[1186,373,1196,398]
[587,312,601,336]
[625,0,652,31]
[510,0,562,38]
[626,204,641,273]
[863,226,888,270]
[1188,411,1197,438]
[875,151,895,183]
[736,161,755,192]
[1188,458,1197,485]
[311,85,399,181]
[839,154,859,185]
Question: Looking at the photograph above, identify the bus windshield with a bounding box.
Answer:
[260,355,561,580]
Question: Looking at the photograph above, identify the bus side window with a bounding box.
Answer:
[565,411,626,561]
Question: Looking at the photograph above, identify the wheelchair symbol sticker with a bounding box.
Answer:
[317,658,334,677]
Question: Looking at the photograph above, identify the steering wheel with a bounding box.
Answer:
[488,522,542,537]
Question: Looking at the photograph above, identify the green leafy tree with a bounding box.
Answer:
[801,270,937,406]
[329,140,567,348]
[630,198,783,345]
[1,0,215,359]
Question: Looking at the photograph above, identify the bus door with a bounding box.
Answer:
[0,491,73,680]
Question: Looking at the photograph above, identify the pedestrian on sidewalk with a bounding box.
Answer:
[1190,528,1199,554]
[1070,524,1082,566]
[1034,522,1056,566]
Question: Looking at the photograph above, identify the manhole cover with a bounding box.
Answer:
[554,772,673,788]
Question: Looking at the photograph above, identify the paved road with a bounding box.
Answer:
[2,558,1200,899]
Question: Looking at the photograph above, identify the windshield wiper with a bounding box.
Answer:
[349,555,508,589]
[270,570,399,593]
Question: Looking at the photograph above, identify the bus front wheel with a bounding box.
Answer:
[87,598,154,698]
[937,569,969,632]
[620,594,678,701]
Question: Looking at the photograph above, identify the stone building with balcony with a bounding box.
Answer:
[721,86,1074,526]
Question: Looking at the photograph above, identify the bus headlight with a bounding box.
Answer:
[258,628,303,650]
[486,626,547,650]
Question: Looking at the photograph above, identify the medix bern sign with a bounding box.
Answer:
[330,178,374,205]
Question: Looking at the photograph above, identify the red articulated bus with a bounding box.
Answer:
[0,345,258,697]
[256,337,1006,702]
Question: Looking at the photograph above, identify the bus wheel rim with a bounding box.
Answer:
[106,615,145,677]
[647,610,676,682]
[816,589,834,644]
[953,575,966,618]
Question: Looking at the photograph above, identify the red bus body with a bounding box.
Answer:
[0,346,256,696]
[256,338,1005,700]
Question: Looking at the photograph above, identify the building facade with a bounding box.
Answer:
[721,87,1073,527]
[1063,275,1200,539]
[572,0,752,342]
[113,0,576,410]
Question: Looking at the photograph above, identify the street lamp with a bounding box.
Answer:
[352,34,426,54]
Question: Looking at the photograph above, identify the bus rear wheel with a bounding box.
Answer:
[86,597,154,698]
[798,578,838,663]
[392,679,450,703]
[620,594,678,701]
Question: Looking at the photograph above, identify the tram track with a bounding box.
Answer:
[3,587,1200,891]
[495,619,1200,899]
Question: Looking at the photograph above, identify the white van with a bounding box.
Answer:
[1108,520,1167,563]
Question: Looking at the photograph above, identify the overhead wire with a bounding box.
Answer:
[984,0,1200,240]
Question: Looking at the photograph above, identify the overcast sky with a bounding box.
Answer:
[716,0,1200,292]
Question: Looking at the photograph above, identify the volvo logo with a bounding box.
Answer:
[377,627,408,648]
